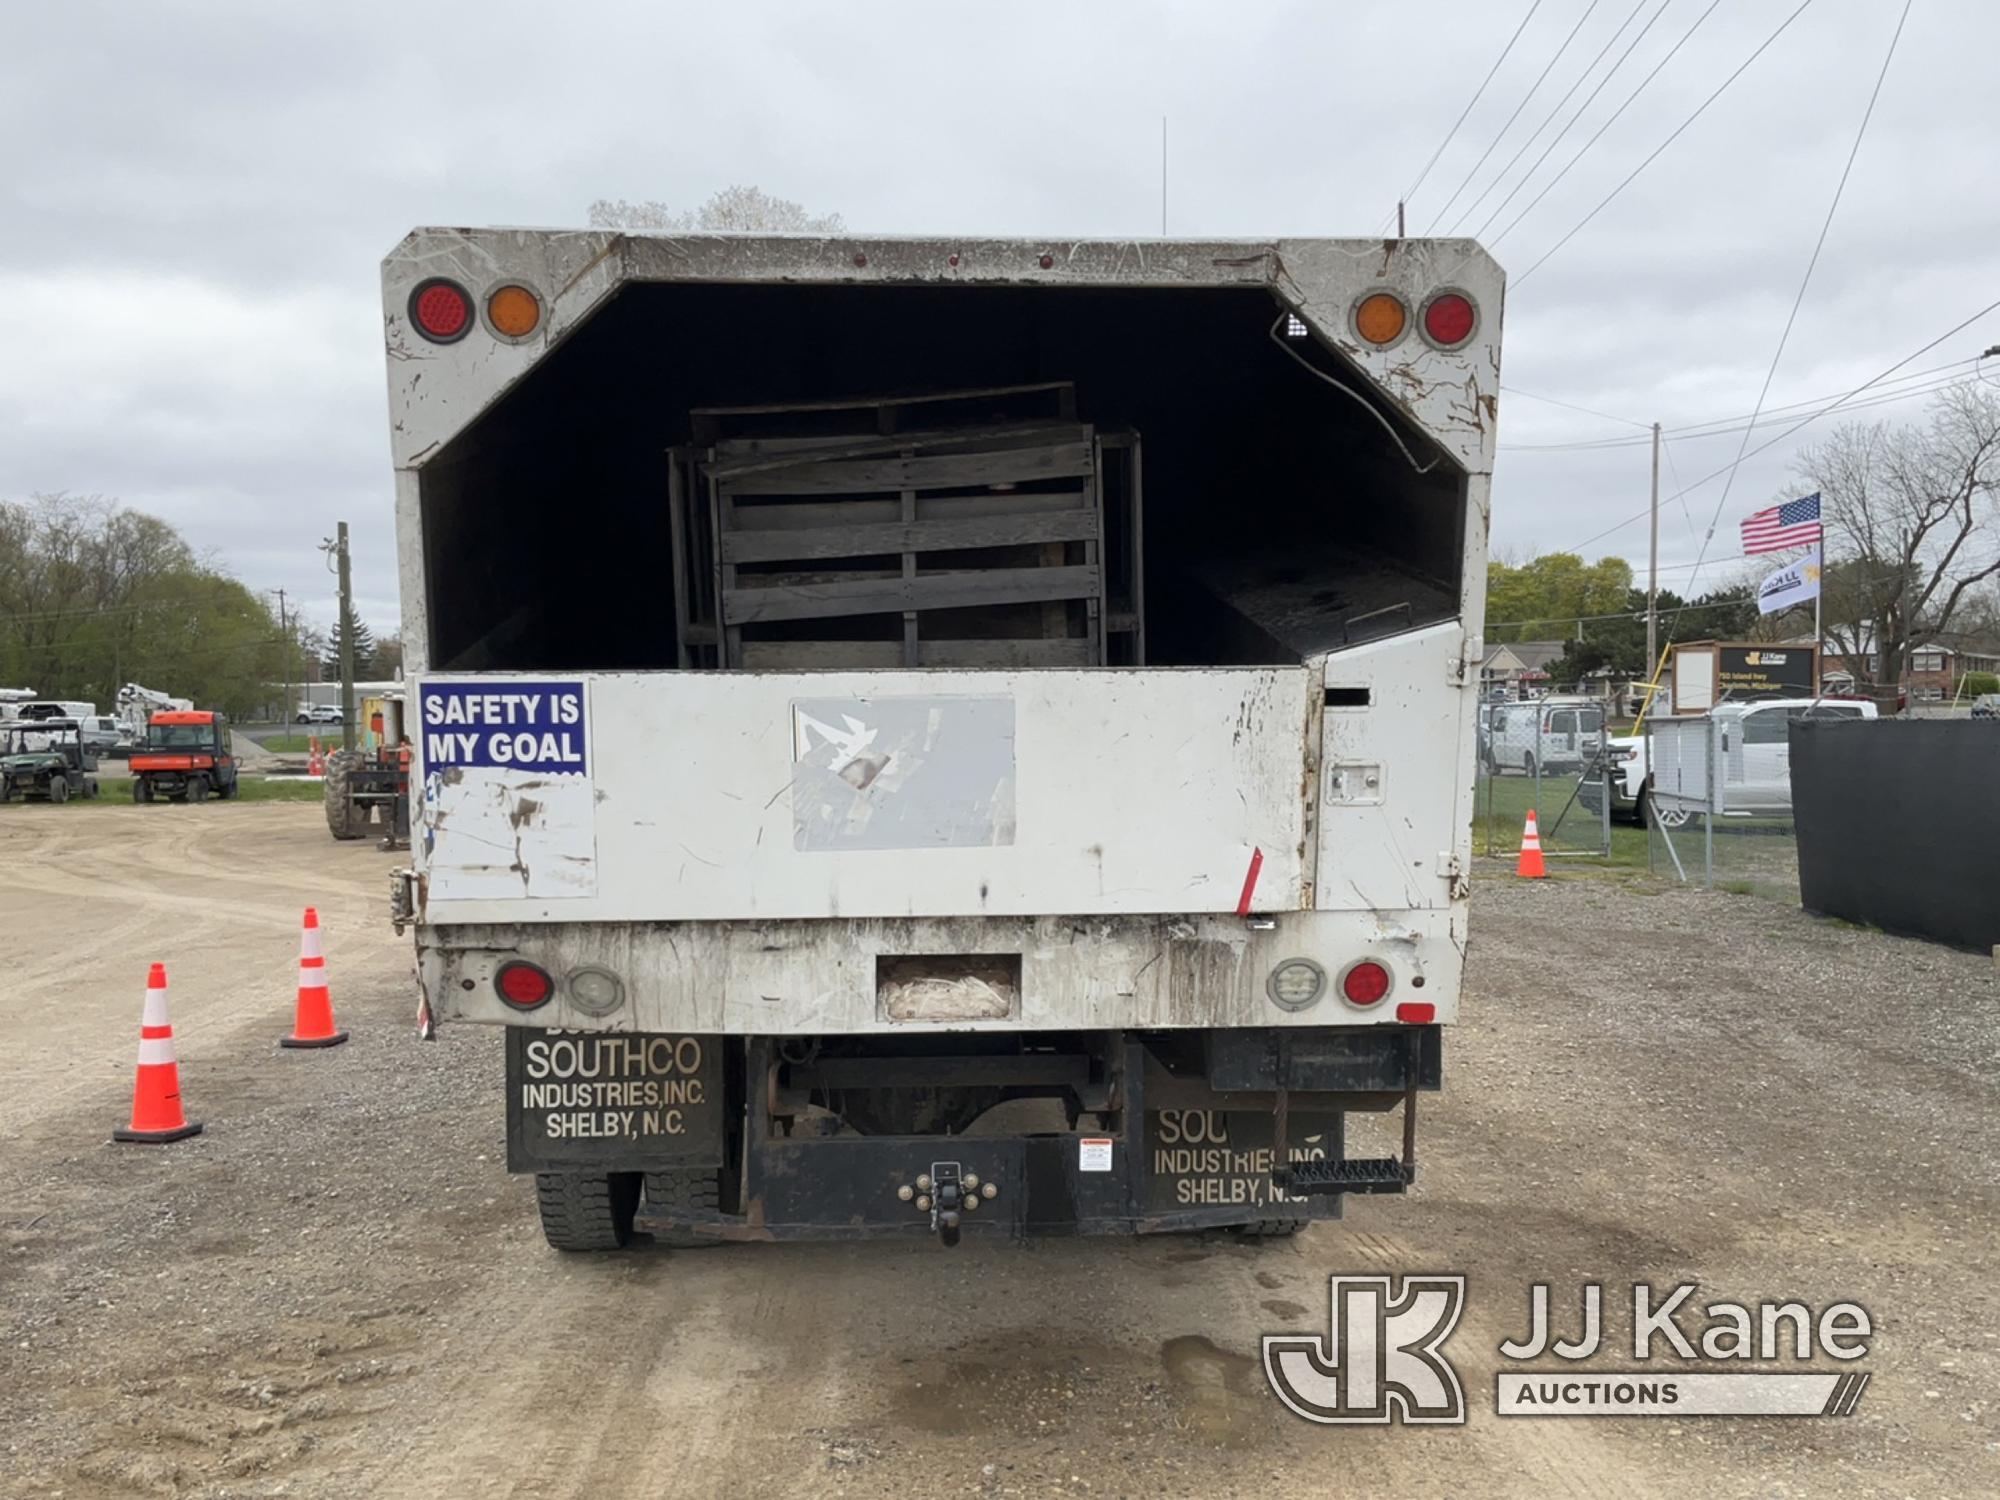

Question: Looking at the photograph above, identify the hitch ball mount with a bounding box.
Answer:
[895,1161,999,1246]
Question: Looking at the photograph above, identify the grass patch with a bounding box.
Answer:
[234,777,325,802]
[243,733,329,753]
[1475,771,1647,869]
[58,775,326,807]
[1717,879,1757,896]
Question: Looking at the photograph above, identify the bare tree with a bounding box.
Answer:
[1796,383,2000,708]
[587,185,845,235]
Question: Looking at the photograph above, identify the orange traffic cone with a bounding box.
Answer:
[1516,810,1548,879]
[281,907,348,1048]
[113,963,203,1143]
[306,736,325,776]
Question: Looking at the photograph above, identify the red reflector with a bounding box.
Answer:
[1342,960,1391,1006]
[1396,1001,1436,1024]
[409,278,473,343]
[1423,292,1476,347]
[495,961,553,1010]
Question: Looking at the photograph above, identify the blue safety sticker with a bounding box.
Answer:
[417,681,588,775]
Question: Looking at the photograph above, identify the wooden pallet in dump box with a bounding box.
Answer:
[669,385,1143,670]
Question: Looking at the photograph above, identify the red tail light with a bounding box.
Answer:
[409,278,474,344]
[1396,1001,1436,1024]
[1421,291,1476,349]
[495,960,554,1010]
[1340,959,1391,1007]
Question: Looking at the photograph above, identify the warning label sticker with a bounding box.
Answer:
[505,1030,723,1172]
[1143,1109,1336,1212]
[1078,1137,1114,1173]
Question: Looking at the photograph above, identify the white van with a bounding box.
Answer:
[1482,697,1606,776]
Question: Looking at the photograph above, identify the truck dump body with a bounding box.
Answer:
[384,230,1500,1245]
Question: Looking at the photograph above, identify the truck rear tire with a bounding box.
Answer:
[643,1169,725,1248]
[534,1172,641,1252]
[187,775,208,803]
[324,750,364,840]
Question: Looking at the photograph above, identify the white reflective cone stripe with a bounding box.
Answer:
[299,926,323,961]
[299,968,328,991]
[141,984,170,1028]
[137,1037,177,1066]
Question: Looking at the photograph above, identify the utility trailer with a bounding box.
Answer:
[383,230,1501,1250]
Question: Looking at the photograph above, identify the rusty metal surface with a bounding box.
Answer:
[381,229,1503,476]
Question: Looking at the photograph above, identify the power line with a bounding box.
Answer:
[1483,0,1727,253]
[1502,364,1977,452]
[1673,0,1910,612]
[1511,0,1819,286]
[1452,0,1668,239]
[1425,0,1605,235]
[1546,294,2000,555]
[1382,0,1547,232]
[1660,432,1701,549]
[1501,386,1651,429]
[1484,594,1757,628]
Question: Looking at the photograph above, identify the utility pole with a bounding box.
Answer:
[335,523,355,752]
[1398,200,1406,238]
[320,524,357,752]
[273,587,290,724]
[1646,421,1662,675]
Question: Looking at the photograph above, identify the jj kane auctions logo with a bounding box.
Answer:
[1263,1277,1873,1423]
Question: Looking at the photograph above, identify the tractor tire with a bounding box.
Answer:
[84,779,98,799]
[50,778,68,805]
[534,1172,641,1252]
[643,1169,726,1249]
[134,778,150,803]
[324,751,365,841]
[187,775,208,803]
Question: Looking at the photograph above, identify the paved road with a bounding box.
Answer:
[1,805,1994,1497]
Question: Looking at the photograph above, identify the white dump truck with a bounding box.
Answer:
[383,229,1501,1250]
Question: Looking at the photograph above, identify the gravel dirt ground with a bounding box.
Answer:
[2,804,1995,1498]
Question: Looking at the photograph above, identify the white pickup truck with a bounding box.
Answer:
[382,228,1502,1250]
[1594,697,1879,824]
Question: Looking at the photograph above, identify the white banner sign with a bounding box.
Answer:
[1757,548,1822,616]
[1496,1370,1868,1417]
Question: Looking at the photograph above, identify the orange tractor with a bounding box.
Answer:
[130,710,239,802]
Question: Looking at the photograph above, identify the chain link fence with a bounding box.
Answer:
[1644,711,1806,901]
[1475,693,1612,860]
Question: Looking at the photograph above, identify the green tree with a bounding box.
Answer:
[1550,584,1760,684]
[1485,553,1634,642]
[322,613,376,680]
[0,493,298,718]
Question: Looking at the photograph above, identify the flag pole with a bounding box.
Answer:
[1812,542,1824,698]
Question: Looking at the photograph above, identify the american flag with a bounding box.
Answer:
[1741,492,1823,556]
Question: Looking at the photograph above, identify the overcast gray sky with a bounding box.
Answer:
[4,0,1995,633]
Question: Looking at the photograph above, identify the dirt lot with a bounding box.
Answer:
[2,804,1995,1497]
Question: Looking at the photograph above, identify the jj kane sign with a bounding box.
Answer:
[1263,1278,1872,1424]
